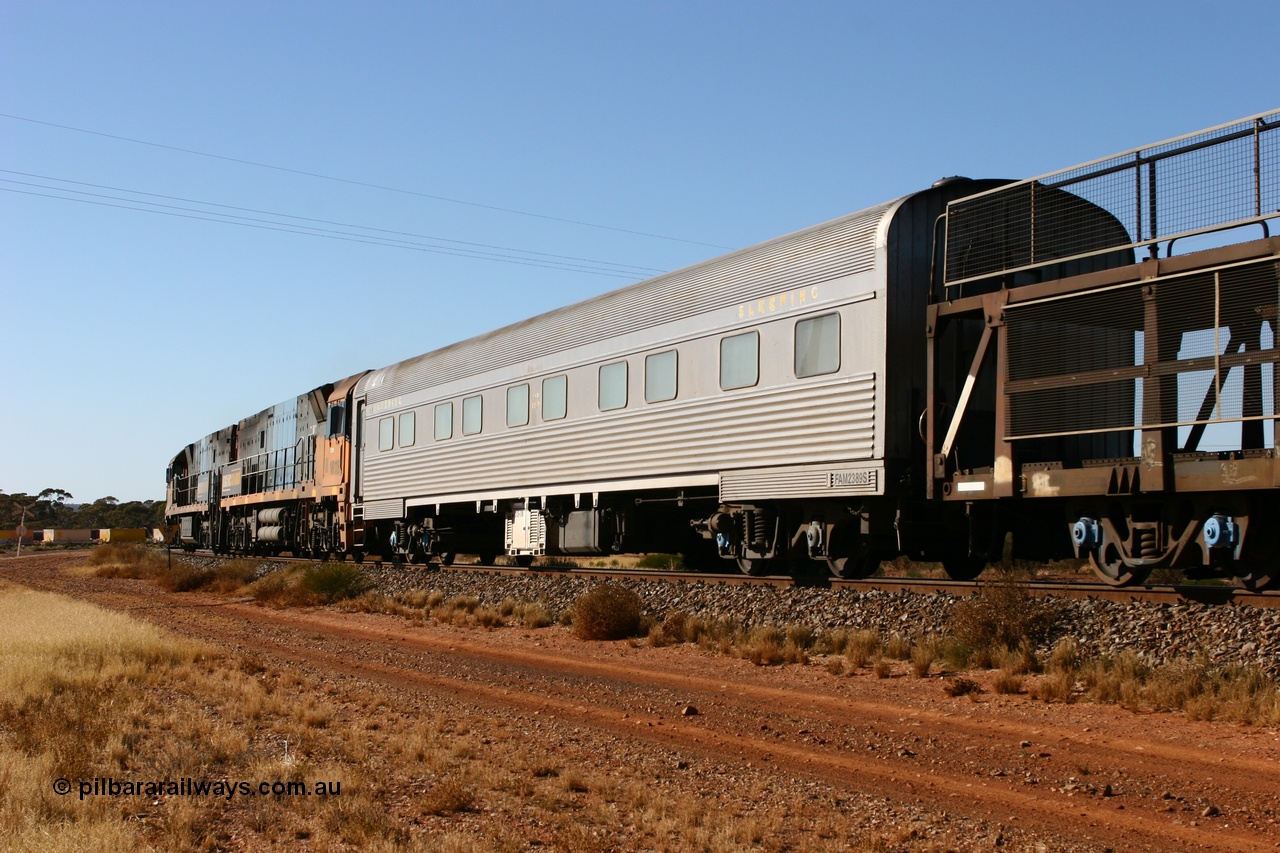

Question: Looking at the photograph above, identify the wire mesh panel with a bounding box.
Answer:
[946,111,1280,286]
[1004,256,1280,449]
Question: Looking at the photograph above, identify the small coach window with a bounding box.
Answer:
[645,350,677,403]
[507,384,530,427]
[398,411,416,447]
[599,361,628,411]
[543,374,567,420]
[462,395,483,435]
[378,416,394,451]
[720,330,759,390]
[434,402,453,440]
[795,312,841,377]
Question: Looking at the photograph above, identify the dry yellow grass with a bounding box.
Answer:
[2,581,923,851]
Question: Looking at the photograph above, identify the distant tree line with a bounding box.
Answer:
[0,488,166,531]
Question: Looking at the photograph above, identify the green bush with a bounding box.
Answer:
[572,583,643,640]
[300,563,370,603]
[635,553,685,571]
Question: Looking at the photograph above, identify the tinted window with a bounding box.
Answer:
[327,404,346,438]
[434,402,453,440]
[795,312,841,377]
[645,350,678,403]
[507,384,530,427]
[378,416,393,451]
[398,411,416,447]
[543,375,567,420]
[462,395,482,435]
[599,361,628,411]
[720,331,759,390]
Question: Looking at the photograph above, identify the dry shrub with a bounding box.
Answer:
[474,607,503,629]
[1082,650,1148,707]
[421,776,476,815]
[571,583,643,640]
[782,639,809,665]
[910,641,936,678]
[744,626,786,666]
[945,677,983,697]
[992,669,1025,695]
[994,642,1042,675]
[884,633,911,661]
[516,601,554,629]
[872,658,892,679]
[817,628,850,656]
[785,624,816,650]
[210,559,262,591]
[1030,671,1075,703]
[87,543,168,578]
[1049,637,1082,674]
[949,577,1059,655]
[844,630,881,668]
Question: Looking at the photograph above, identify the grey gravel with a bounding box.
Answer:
[349,563,1280,679]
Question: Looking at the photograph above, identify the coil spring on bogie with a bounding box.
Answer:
[1133,525,1160,558]
[749,509,772,550]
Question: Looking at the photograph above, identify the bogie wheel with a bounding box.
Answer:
[736,556,773,576]
[1233,564,1277,592]
[438,551,456,567]
[941,555,987,582]
[1088,543,1148,587]
[514,555,536,569]
[477,553,497,566]
[826,552,880,580]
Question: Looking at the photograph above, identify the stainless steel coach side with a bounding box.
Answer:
[349,179,1010,576]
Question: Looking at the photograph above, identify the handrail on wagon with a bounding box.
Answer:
[942,110,1280,289]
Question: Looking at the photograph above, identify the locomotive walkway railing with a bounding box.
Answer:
[943,110,1280,289]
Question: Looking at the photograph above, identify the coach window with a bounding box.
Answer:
[645,349,677,403]
[434,402,453,441]
[378,416,394,451]
[507,383,530,427]
[720,330,759,390]
[599,361,628,411]
[462,395,483,436]
[795,312,841,377]
[543,374,567,420]
[398,411,416,447]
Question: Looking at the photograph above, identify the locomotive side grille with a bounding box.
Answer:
[364,206,888,404]
[1004,257,1280,442]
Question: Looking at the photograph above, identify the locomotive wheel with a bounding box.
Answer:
[477,553,497,566]
[514,555,536,568]
[437,551,456,567]
[736,556,773,576]
[1088,543,1148,587]
[1233,564,1277,592]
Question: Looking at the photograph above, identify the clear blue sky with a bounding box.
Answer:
[1,0,1275,503]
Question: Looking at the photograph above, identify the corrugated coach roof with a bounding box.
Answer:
[356,198,898,403]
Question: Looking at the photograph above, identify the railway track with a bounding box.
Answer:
[176,547,1280,608]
